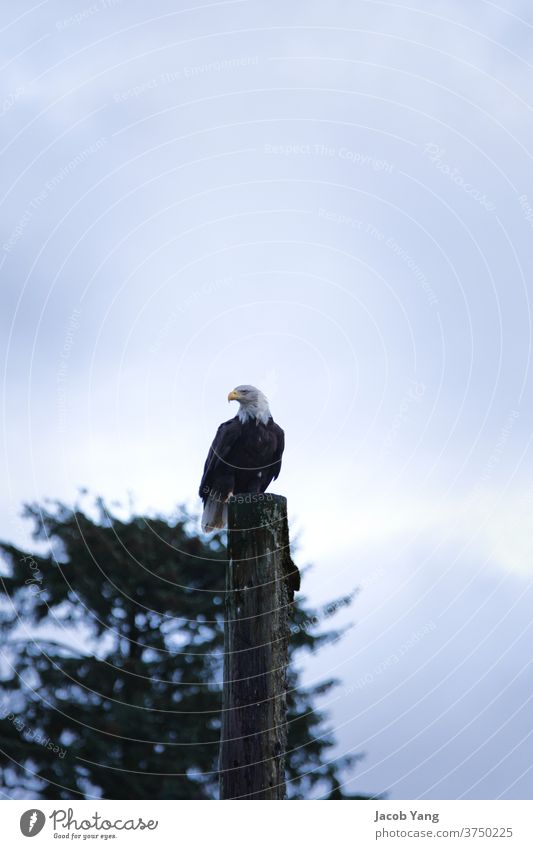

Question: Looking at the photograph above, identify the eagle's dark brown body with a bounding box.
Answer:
[199,414,284,530]
[200,415,284,501]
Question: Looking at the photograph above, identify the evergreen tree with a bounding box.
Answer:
[0,498,366,799]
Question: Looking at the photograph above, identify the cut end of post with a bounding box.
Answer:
[228,492,286,526]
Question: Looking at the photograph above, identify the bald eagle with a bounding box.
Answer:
[199,385,284,532]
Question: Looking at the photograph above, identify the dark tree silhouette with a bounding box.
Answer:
[0,498,368,799]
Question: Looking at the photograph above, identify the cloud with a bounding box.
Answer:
[323,481,533,579]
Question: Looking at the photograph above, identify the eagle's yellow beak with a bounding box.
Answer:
[228,389,240,402]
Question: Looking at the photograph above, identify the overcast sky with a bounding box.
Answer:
[2,0,533,799]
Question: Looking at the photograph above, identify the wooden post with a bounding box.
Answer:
[219,493,299,800]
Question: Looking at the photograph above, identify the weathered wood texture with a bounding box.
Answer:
[219,494,299,800]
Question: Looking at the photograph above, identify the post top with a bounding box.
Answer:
[227,493,287,529]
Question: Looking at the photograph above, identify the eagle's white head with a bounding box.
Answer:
[228,385,271,425]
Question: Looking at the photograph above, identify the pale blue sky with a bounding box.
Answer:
[2,0,533,799]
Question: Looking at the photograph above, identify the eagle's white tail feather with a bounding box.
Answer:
[202,497,228,533]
